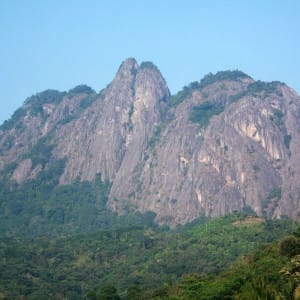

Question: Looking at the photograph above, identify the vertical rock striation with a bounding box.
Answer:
[1,59,300,226]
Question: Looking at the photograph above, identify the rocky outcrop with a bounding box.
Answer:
[128,81,300,225]
[52,58,169,185]
[0,59,300,226]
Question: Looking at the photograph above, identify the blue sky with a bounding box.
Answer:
[0,0,299,124]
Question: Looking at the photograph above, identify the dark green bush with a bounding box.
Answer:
[189,101,224,127]
[140,61,158,70]
[80,94,98,110]
[279,236,300,257]
[68,85,95,95]
[284,134,292,149]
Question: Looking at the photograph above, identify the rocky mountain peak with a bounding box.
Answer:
[116,57,139,78]
[0,59,300,228]
[48,58,170,186]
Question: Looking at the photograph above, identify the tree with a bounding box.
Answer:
[97,285,120,300]
[125,286,144,300]
[280,236,300,257]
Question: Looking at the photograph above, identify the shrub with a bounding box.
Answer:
[189,101,224,127]
[80,94,98,110]
[284,135,292,149]
[140,61,158,70]
[68,85,95,95]
[280,236,300,257]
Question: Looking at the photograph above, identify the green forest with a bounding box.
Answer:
[0,213,298,299]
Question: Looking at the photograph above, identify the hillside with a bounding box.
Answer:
[146,223,300,300]
[0,214,296,299]
[0,58,300,232]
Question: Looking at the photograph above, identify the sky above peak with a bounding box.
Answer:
[0,0,299,124]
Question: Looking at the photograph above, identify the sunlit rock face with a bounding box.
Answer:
[1,59,300,226]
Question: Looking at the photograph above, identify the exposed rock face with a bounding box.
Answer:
[129,80,300,225]
[1,59,300,226]
[53,58,169,185]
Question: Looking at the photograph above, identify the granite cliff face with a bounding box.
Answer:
[54,58,169,185]
[130,80,300,225]
[1,58,300,226]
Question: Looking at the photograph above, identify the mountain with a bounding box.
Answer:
[0,58,300,229]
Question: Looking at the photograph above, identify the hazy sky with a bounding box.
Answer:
[0,0,299,124]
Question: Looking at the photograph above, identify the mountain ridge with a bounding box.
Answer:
[0,58,299,228]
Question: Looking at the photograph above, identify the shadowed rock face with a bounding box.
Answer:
[1,59,300,226]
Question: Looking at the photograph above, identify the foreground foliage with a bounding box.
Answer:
[149,228,300,300]
[0,215,296,299]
